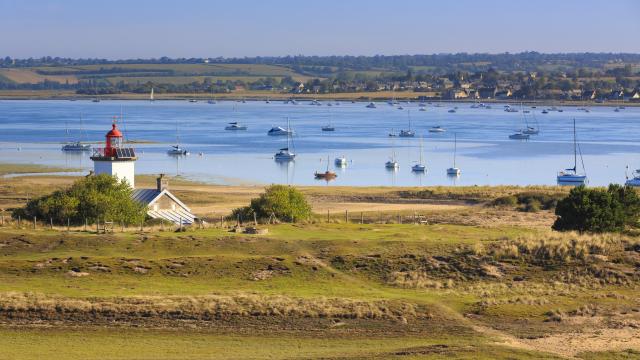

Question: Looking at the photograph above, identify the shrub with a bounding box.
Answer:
[553,185,640,233]
[12,174,147,225]
[232,185,311,222]
[491,195,518,207]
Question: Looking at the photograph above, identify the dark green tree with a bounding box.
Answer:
[13,174,147,225]
[553,185,640,233]
[232,185,311,222]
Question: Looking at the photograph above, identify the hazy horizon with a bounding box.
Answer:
[1,0,639,58]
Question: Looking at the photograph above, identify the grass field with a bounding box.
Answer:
[1,174,640,359]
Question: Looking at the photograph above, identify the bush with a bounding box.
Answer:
[553,185,640,233]
[522,199,541,213]
[12,174,147,225]
[232,185,311,223]
[491,195,518,207]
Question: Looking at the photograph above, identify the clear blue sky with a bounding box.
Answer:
[1,0,638,58]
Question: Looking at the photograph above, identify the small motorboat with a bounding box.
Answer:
[448,109,456,113]
[321,125,335,132]
[268,126,293,136]
[168,145,189,156]
[542,109,549,114]
[366,102,376,108]
[428,126,446,133]
[61,142,91,152]
[625,169,640,187]
[522,127,539,135]
[385,160,399,169]
[412,164,426,172]
[399,129,415,137]
[334,156,347,166]
[188,99,197,103]
[509,131,530,140]
[225,122,247,131]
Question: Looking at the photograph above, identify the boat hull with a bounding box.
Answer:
[557,174,587,186]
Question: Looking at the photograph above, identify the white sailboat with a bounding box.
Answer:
[149,87,155,102]
[522,103,540,135]
[61,114,92,151]
[322,110,335,131]
[168,120,189,155]
[274,117,296,161]
[411,136,426,172]
[399,110,415,137]
[385,137,399,169]
[446,133,461,176]
[557,118,587,186]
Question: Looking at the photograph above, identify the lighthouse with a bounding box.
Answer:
[90,118,137,188]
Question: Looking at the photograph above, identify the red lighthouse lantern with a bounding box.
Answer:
[105,120,124,157]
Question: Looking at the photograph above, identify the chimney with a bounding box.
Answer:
[157,174,168,192]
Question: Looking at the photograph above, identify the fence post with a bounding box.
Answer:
[220,215,223,228]
[397,213,401,224]
[50,217,53,230]
[67,218,70,231]
[360,212,364,224]
[84,218,87,231]
[140,221,143,232]
[33,216,36,230]
[345,210,348,223]
[18,215,21,227]
[253,213,257,226]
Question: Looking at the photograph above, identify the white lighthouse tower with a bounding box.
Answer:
[90,118,137,188]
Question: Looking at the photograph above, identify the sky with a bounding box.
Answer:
[0,0,639,59]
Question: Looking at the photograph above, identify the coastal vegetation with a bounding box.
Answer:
[232,184,312,222]
[1,53,639,101]
[11,174,146,225]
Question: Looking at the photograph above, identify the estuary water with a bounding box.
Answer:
[0,99,638,187]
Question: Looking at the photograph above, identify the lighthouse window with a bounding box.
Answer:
[112,137,122,147]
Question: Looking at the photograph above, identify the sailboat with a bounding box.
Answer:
[168,120,189,155]
[557,118,587,186]
[446,133,461,176]
[334,156,347,167]
[411,136,426,172]
[322,110,335,131]
[315,156,337,180]
[274,118,296,161]
[385,137,399,169]
[522,103,540,135]
[399,110,415,137]
[149,87,155,102]
[61,115,92,151]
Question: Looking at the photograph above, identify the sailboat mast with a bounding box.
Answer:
[453,133,457,167]
[573,118,577,171]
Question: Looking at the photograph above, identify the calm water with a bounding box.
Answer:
[0,99,638,186]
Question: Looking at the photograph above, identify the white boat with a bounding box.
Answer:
[419,107,426,112]
[168,145,189,156]
[399,111,415,137]
[274,118,296,162]
[366,102,376,108]
[335,156,347,166]
[557,118,587,186]
[411,137,426,172]
[385,137,399,169]
[62,141,91,152]
[521,103,540,135]
[522,127,539,135]
[509,131,530,140]
[225,122,247,131]
[274,147,295,161]
[625,168,640,187]
[428,126,446,133]
[168,120,189,156]
[268,126,293,136]
[149,87,155,102]
[61,115,92,152]
[189,99,197,103]
[446,133,461,176]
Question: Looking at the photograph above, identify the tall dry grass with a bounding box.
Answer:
[0,292,428,321]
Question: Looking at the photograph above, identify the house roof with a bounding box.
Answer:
[131,188,195,225]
